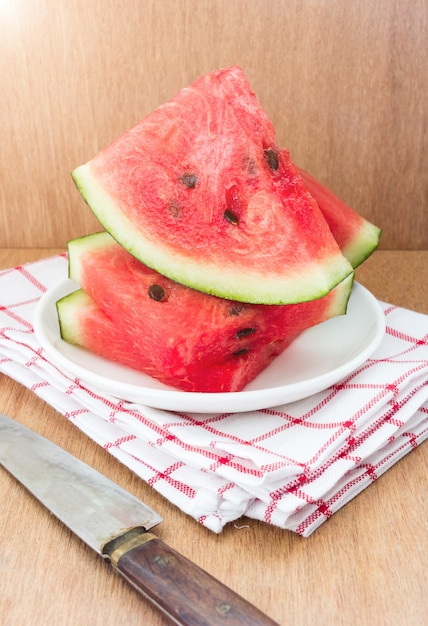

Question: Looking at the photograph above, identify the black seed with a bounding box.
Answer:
[181,173,198,188]
[264,148,279,171]
[149,284,166,302]
[224,209,239,225]
[235,327,256,339]
[229,303,245,316]
[233,348,250,356]
[168,201,182,218]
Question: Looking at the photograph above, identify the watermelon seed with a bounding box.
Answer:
[181,173,198,188]
[229,304,244,316]
[149,284,166,302]
[235,327,256,339]
[168,202,181,218]
[233,348,249,356]
[264,148,279,171]
[224,209,239,225]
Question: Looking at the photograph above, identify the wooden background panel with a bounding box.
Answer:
[0,0,426,250]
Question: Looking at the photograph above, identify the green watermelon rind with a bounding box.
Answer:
[67,230,355,320]
[71,163,354,305]
[342,220,381,269]
[326,272,354,316]
[57,289,91,346]
[67,230,112,284]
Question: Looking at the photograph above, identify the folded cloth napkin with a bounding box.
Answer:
[1,254,427,536]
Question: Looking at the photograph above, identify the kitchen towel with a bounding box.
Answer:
[1,254,427,536]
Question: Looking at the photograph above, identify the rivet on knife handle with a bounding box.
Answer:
[104,530,280,626]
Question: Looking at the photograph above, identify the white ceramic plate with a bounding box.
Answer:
[34,279,385,414]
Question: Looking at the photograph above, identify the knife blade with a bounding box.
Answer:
[0,413,279,626]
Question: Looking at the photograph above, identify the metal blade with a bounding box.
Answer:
[0,413,162,554]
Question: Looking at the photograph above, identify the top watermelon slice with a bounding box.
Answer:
[71,66,353,305]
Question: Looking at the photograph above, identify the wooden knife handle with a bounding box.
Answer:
[104,531,280,626]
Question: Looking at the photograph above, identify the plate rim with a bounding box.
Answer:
[33,279,386,413]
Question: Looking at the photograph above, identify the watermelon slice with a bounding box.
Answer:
[298,168,381,268]
[57,232,354,393]
[71,66,353,305]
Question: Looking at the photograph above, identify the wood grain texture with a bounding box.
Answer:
[0,249,427,626]
[114,536,280,625]
[0,0,426,249]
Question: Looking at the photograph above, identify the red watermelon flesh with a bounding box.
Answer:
[71,66,353,305]
[57,291,302,394]
[298,168,381,268]
[57,232,354,393]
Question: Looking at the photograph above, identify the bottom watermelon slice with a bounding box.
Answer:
[57,232,354,393]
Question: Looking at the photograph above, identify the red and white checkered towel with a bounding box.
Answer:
[1,254,427,535]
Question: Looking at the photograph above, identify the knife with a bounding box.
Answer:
[0,413,279,626]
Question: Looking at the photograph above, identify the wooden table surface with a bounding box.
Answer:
[1,248,427,626]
